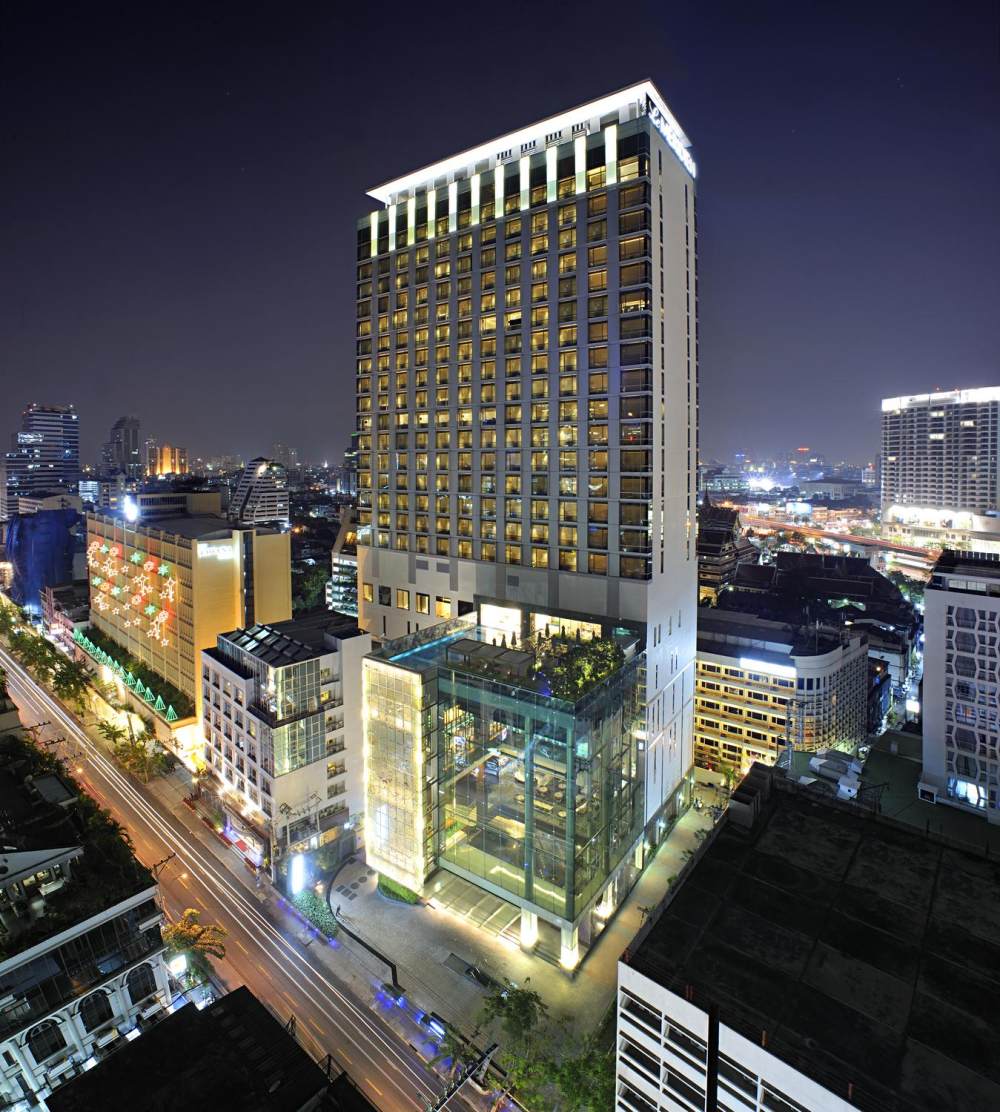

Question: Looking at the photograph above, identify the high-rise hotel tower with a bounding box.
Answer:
[355,83,698,958]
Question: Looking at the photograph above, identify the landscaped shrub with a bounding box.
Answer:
[291,890,339,937]
[378,875,421,904]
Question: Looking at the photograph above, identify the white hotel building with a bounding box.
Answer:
[881,387,1000,550]
[355,80,700,839]
[200,612,370,872]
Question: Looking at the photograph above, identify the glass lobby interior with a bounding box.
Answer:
[367,600,650,967]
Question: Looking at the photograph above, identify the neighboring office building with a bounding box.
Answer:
[46,986,332,1112]
[228,457,290,528]
[337,434,359,497]
[326,509,358,616]
[200,612,369,873]
[144,440,188,477]
[615,765,1000,1112]
[4,508,83,617]
[1,404,80,521]
[920,549,1000,823]
[41,583,90,654]
[365,600,650,969]
[695,609,868,775]
[105,416,143,481]
[16,489,82,516]
[356,83,700,901]
[81,503,291,762]
[881,387,1000,550]
[695,498,757,602]
[0,702,170,1110]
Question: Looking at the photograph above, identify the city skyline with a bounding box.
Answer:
[3,2,998,464]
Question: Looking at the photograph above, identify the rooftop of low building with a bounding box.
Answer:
[626,766,1000,1112]
[215,610,365,667]
[697,608,850,659]
[932,548,1000,584]
[47,986,330,1112]
[87,511,281,542]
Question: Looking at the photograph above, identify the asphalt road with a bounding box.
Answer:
[0,645,448,1112]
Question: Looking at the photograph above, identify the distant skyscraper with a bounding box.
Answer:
[1,403,80,520]
[145,439,188,476]
[271,442,298,470]
[882,387,1000,550]
[106,415,143,479]
[229,457,290,527]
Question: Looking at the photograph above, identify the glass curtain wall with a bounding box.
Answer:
[437,653,644,922]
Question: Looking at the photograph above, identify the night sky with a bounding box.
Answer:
[3,2,998,467]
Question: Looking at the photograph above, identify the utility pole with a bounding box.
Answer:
[150,851,177,878]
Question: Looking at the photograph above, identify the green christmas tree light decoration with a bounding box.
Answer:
[154,694,166,713]
[144,685,155,705]
[166,704,178,723]
[125,672,136,688]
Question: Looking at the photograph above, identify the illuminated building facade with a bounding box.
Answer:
[881,387,1000,550]
[355,84,700,888]
[920,550,1000,823]
[83,508,291,736]
[201,612,370,871]
[1,404,80,521]
[364,600,649,967]
[144,441,188,477]
[695,611,868,775]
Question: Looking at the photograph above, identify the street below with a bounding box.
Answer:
[0,644,459,1112]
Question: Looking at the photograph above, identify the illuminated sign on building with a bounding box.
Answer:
[197,542,236,561]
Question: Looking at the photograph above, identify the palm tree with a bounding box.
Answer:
[96,720,127,747]
[53,659,91,707]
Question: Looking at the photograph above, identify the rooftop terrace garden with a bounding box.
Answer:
[450,628,627,702]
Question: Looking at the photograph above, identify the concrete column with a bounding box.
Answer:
[520,908,538,950]
[560,924,579,971]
